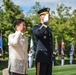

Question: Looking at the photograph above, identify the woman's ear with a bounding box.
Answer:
[15,25,19,30]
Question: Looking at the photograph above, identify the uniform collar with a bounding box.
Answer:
[39,23,42,26]
[15,31,24,37]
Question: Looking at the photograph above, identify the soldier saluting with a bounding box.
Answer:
[33,8,53,75]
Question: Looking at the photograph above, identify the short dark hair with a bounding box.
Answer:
[13,19,25,28]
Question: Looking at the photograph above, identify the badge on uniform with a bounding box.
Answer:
[43,36,47,39]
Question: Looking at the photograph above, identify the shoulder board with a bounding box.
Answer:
[34,24,38,27]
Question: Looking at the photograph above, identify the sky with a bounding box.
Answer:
[0,0,76,16]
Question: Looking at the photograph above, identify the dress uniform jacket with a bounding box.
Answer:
[33,23,52,63]
[8,31,28,74]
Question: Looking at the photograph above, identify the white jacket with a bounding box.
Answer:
[8,31,28,74]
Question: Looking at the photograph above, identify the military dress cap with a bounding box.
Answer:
[37,8,50,16]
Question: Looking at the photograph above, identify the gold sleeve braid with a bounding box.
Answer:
[42,24,47,28]
[37,62,40,75]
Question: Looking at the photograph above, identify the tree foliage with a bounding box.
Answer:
[0,0,32,56]
[0,1,76,57]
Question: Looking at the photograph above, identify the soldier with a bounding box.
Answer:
[33,8,53,75]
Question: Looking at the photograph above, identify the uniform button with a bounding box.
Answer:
[50,46,51,47]
[49,34,50,36]
[41,49,42,51]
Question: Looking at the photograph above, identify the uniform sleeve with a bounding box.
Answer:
[8,31,23,46]
[48,28,52,33]
[33,24,47,36]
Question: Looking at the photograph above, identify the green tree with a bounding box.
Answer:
[0,0,32,57]
[26,1,45,25]
[50,4,76,57]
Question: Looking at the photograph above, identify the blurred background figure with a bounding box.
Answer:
[0,32,3,65]
[61,39,65,66]
[28,51,33,68]
[0,47,3,56]
[61,52,64,66]
[0,47,3,65]
[52,51,56,66]
[52,36,59,66]
[69,51,74,65]
[69,42,75,65]
[30,37,35,67]
[30,47,34,56]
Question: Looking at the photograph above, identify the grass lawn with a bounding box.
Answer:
[28,65,76,75]
[0,65,76,75]
[0,73,2,75]
[52,65,76,75]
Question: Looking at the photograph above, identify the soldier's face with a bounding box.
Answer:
[40,14,50,23]
[40,14,44,20]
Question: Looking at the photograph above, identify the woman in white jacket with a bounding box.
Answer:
[8,19,28,75]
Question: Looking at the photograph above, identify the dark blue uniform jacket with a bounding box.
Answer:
[33,23,52,63]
